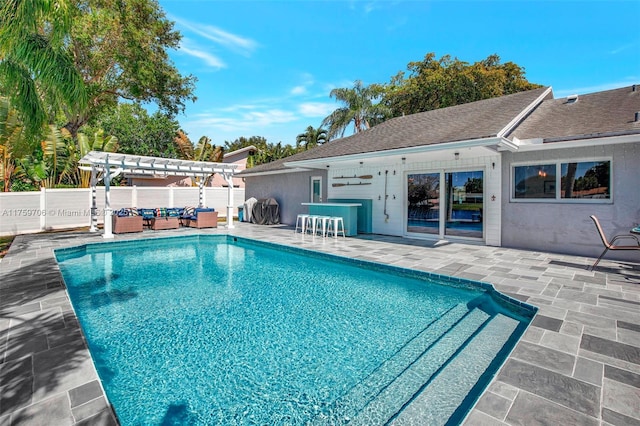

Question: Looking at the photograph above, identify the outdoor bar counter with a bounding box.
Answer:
[301,202,361,236]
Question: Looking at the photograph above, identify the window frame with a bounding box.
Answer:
[510,157,613,203]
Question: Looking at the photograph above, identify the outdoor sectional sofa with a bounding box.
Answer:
[111,206,218,233]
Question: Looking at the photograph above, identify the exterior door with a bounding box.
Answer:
[444,170,483,238]
[311,176,322,202]
[406,170,483,239]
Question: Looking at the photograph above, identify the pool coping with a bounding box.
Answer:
[1,224,639,425]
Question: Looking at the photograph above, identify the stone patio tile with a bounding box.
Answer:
[580,334,640,365]
[605,365,640,388]
[574,357,603,386]
[566,311,616,330]
[463,410,509,425]
[580,305,640,324]
[487,381,519,400]
[556,288,598,305]
[618,321,640,333]
[71,396,108,423]
[618,328,640,347]
[602,378,640,420]
[521,326,544,344]
[560,321,583,337]
[584,325,618,341]
[530,315,562,332]
[534,304,568,320]
[475,391,512,420]
[32,344,98,404]
[68,381,104,408]
[504,390,598,426]
[8,393,73,426]
[510,341,575,375]
[498,359,600,417]
[539,331,580,355]
[601,407,640,426]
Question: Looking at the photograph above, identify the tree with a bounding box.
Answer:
[0,96,26,191]
[321,80,391,140]
[62,0,196,137]
[93,103,180,158]
[383,53,542,117]
[0,0,88,140]
[296,126,328,150]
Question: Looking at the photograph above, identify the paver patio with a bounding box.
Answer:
[1,224,639,425]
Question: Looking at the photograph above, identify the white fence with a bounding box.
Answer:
[0,186,245,236]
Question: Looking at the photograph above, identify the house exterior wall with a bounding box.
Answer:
[244,170,328,225]
[501,141,640,260]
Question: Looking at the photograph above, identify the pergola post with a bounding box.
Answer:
[89,166,99,232]
[224,172,235,229]
[198,178,205,208]
[103,156,114,239]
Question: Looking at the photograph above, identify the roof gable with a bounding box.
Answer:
[508,85,640,143]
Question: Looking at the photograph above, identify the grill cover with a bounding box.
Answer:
[252,198,280,225]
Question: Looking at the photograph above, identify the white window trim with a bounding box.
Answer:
[510,157,613,203]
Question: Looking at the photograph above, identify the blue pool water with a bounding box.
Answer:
[55,235,535,425]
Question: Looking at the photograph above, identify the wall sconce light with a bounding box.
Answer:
[401,157,406,164]
[454,152,460,160]
[359,161,363,167]
[492,162,495,169]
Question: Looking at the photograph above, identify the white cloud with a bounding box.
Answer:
[291,86,307,95]
[179,41,226,69]
[172,17,258,56]
[298,102,334,117]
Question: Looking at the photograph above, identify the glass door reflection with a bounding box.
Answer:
[444,171,483,238]
[407,173,440,235]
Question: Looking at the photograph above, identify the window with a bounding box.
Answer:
[512,160,611,202]
[560,161,610,199]
[513,164,556,199]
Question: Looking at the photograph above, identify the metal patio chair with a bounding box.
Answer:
[589,215,640,270]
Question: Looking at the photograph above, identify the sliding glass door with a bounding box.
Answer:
[444,171,483,238]
[407,173,440,235]
[406,170,483,239]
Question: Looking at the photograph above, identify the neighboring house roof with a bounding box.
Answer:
[239,87,551,176]
[507,85,640,143]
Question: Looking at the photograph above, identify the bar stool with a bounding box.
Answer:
[305,215,319,235]
[326,216,346,238]
[295,214,309,233]
[316,216,332,237]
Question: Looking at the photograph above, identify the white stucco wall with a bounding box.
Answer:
[501,141,640,260]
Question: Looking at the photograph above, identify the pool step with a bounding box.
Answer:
[310,303,471,425]
[348,308,492,426]
[389,313,520,425]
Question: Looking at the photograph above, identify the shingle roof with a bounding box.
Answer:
[507,85,640,143]
[241,87,551,175]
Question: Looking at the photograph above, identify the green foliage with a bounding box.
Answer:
[93,103,179,158]
[224,136,296,167]
[296,126,328,151]
[383,53,542,116]
[0,0,88,139]
[63,0,196,135]
[321,80,391,140]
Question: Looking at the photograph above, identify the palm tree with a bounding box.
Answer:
[0,96,25,191]
[321,80,391,140]
[0,0,87,139]
[296,126,328,151]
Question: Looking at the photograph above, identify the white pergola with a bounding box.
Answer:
[79,151,238,238]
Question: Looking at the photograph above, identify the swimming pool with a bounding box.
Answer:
[55,235,535,425]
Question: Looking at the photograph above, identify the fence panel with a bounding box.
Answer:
[0,191,42,235]
[0,186,246,236]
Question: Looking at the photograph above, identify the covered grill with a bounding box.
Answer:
[251,198,280,225]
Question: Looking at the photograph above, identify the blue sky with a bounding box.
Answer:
[158,0,640,147]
